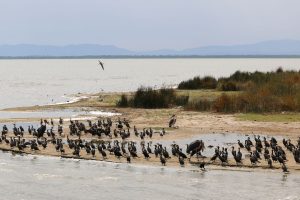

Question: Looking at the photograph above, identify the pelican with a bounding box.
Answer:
[98,60,104,70]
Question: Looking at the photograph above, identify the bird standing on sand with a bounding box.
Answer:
[169,115,177,128]
[199,162,205,170]
[98,60,104,70]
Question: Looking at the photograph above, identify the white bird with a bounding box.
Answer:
[98,60,104,70]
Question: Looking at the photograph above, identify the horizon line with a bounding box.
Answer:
[1,55,300,59]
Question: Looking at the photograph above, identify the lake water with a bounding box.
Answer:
[1,58,300,199]
[0,152,299,200]
[0,58,300,109]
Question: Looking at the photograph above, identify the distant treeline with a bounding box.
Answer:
[117,68,300,113]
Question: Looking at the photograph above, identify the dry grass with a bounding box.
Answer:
[175,89,240,102]
[236,113,300,122]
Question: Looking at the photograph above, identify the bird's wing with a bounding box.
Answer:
[98,60,104,70]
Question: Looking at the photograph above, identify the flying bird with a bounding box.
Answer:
[98,60,104,70]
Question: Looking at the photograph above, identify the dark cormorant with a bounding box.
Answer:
[282,163,289,173]
[127,155,131,163]
[160,155,166,166]
[179,156,184,166]
[267,158,272,168]
[98,60,104,70]
[199,162,205,170]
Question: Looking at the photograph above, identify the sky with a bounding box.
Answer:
[0,0,300,51]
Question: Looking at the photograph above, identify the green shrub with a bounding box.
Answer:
[219,81,239,91]
[116,94,129,107]
[117,87,186,109]
[178,76,217,89]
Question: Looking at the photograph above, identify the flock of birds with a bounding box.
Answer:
[210,135,300,172]
[0,116,299,172]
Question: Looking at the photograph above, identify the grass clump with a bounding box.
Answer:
[178,76,217,90]
[117,87,188,109]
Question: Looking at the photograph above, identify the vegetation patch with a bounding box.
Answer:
[117,68,300,113]
[117,87,189,109]
[178,76,217,90]
[236,113,300,122]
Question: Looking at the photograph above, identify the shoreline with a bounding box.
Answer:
[1,125,299,173]
[1,143,299,173]
[1,92,300,173]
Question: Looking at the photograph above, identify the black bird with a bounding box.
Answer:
[267,158,272,168]
[178,156,184,166]
[154,145,159,157]
[238,140,244,148]
[271,150,277,162]
[264,148,269,155]
[98,60,104,70]
[5,136,9,144]
[130,150,138,158]
[264,137,270,147]
[55,144,60,151]
[127,155,131,163]
[264,152,270,160]
[163,147,170,159]
[100,150,107,159]
[160,155,166,166]
[245,144,251,152]
[277,156,284,165]
[282,163,289,173]
[231,146,236,157]
[178,150,187,159]
[142,148,150,159]
[234,149,242,164]
[147,143,152,154]
[91,148,96,157]
[218,154,227,164]
[199,162,205,170]
[114,150,122,158]
[250,152,260,165]
[210,153,218,162]
[42,141,47,149]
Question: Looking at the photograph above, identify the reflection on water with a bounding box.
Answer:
[0,152,299,200]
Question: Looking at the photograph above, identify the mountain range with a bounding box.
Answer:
[1,40,300,57]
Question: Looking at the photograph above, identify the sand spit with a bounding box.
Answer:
[1,94,300,172]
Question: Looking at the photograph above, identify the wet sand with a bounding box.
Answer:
[1,141,299,172]
[1,110,300,172]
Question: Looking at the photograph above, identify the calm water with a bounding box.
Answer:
[0,152,299,200]
[0,58,300,109]
[1,58,300,199]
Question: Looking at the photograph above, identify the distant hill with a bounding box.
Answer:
[168,40,300,56]
[0,44,133,57]
[1,40,300,57]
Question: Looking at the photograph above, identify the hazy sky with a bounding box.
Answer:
[0,0,299,50]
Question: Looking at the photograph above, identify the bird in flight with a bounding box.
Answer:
[98,60,104,70]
